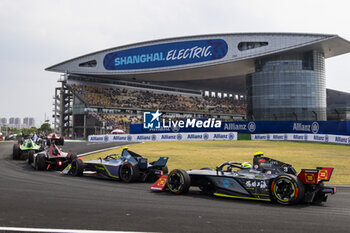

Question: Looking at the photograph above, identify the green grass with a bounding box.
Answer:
[82,141,350,185]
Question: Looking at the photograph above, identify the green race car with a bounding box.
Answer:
[13,138,42,160]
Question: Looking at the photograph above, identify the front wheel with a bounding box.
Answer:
[70,159,83,176]
[270,175,304,205]
[167,169,191,194]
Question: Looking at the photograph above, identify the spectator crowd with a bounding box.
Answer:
[68,83,247,130]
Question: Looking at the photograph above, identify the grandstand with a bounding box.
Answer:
[47,33,350,138]
[54,76,246,138]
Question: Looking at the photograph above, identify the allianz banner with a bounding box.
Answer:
[89,132,237,142]
[252,133,350,145]
[130,121,350,136]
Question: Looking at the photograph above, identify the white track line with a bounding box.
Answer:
[0,227,150,233]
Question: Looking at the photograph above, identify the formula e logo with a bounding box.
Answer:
[104,135,109,142]
[311,122,319,134]
[248,122,256,132]
[127,135,133,141]
[143,110,162,129]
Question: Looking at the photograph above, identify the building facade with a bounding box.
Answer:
[46,33,350,136]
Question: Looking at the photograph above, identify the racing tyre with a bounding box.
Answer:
[71,159,83,176]
[12,144,20,160]
[167,169,191,194]
[58,138,64,146]
[67,152,77,162]
[35,154,46,171]
[28,150,35,164]
[119,162,140,183]
[270,175,305,205]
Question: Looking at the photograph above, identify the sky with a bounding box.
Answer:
[0,0,350,127]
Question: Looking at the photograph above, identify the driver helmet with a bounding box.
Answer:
[253,151,264,157]
[241,162,252,169]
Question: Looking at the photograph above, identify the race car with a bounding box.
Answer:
[47,132,64,146]
[29,140,77,171]
[151,152,336,205]
[62,147,168,183]
[13,138,42,160]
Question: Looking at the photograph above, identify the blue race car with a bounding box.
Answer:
[62,147,168,183]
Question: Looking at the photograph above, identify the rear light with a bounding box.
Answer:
[58,161,62,166]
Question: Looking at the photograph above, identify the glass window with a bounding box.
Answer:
[238,42,268,51]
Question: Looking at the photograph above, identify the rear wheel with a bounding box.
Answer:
[67,152,77,162]
[28,150,35,164]
[167,169,191,194]
[12,144,20,160]
[70,159,84,176]
[58,138,64,146]
[270,175,304,205]
[35,154,46,171]
[119,162,140,182]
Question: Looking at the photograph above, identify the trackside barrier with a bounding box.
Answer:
[88,132,237,143]
[251,133,350,145]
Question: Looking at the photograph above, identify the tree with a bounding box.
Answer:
[23,127,38,135]
[39,123,52,134]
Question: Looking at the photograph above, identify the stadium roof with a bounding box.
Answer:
[46,32,350,82]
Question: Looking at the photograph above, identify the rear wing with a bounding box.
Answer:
[297,167,334,185]
[152,157,168,167]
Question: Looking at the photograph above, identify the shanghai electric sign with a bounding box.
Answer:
[103,39,228,70]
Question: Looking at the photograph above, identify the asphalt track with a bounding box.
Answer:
[0,141,350,233]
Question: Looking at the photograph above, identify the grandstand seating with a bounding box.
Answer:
[68,83,246,130]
